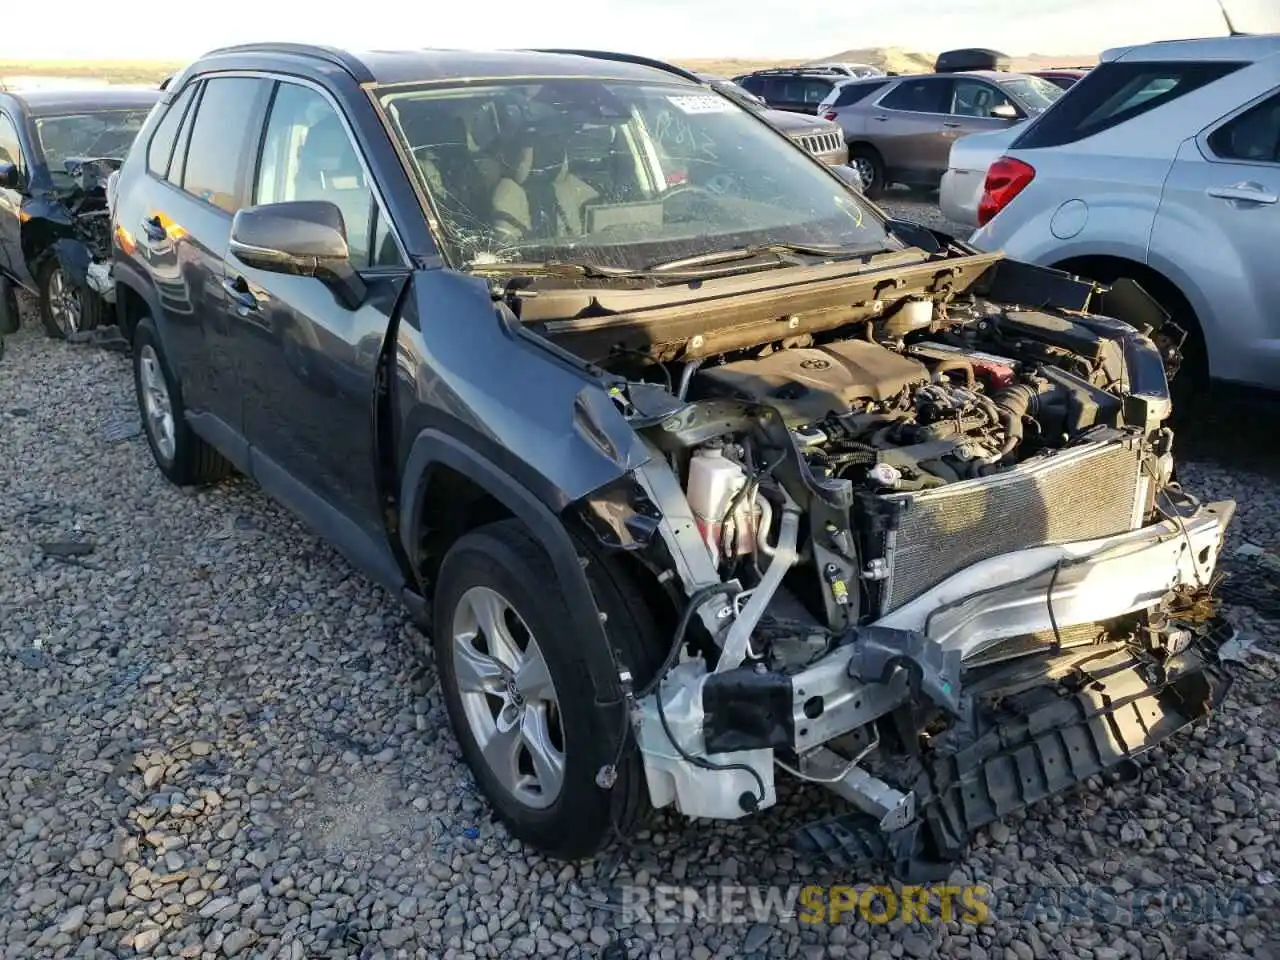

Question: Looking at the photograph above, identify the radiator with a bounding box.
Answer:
[876,440,1150,614]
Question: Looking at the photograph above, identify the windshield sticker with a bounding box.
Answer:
[666,94,735,115]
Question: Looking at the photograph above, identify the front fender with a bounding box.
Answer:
[400,428,625,704]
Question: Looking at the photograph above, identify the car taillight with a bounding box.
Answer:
[822,110,838,121]
[978,156,1035,226]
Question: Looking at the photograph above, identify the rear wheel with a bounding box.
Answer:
[132,318,234,486]
[39,261,102,339]
[849,146,886,199]
[432,519,666,858]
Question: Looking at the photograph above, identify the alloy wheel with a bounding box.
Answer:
[853,157,875,191]
[48,268,82,335]
[450,585,566,809]
[138,344,176,461]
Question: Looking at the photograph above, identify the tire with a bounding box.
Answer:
[850,145,886,199]
[432,518,666,858]
[39,260,102,340]
[132,317,234,486]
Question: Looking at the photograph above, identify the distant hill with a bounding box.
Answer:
[0,59,177,87]
[679,47,1098,78]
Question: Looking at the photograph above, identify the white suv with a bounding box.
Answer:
[970,35,1280,393]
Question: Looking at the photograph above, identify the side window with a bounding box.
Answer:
[756,77,784,102]
[181,76,270,214]
[0,112,23,172]
[1016,60,1245,149]
[880,79,951,114]
[146,84,196,178]
[951,80,1016,119]
[254,81,392,269]
[835,81,889,107]
[803,81,835,106]
[167,81,201,187]
[737,76,766,97]
[1208,92,1280,164]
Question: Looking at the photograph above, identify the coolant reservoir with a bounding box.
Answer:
[686,445,755,565]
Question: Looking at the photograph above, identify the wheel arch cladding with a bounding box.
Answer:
[401,428,624,705]
[113,261,168,343]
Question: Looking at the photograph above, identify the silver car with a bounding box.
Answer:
[939,122,1024,226]
[817,71,1062,197]
[971,34,1280,393]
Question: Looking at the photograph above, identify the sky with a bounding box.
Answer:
[2,0,1276,62]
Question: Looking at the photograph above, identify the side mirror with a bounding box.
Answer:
[0,160,22,191]
[229,200,366,309]
[990,103,1020,121]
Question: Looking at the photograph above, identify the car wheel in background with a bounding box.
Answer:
[432,518,666,858]
[39,260,102,339]
[132,317,235,486]
[849,146,885,199]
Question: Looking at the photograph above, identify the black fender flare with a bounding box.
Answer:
[400,428,622,705]
[113,259,168,343]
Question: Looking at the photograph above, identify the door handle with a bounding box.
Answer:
[1206,184,1278,204]
[222,276,259,313]
[140,215,167,242]
[942,122,962,128]
[872,115,889,122]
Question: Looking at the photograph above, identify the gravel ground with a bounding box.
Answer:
[878,191,971,239]
[3,283,1280,960]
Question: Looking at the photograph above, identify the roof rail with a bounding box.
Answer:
[739,66,843,76]
[197,42,374,83]
[528,49,704,84]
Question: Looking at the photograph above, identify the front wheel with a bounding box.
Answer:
[39,261,102,339]
[432,519,665,858]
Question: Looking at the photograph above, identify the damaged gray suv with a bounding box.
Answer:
[111,43,1237,877]
[0,87,156,338]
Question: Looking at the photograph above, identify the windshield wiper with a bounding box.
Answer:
[464,259,647,280]
[644,241,872,273]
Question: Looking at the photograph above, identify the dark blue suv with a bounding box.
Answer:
[111,42,1236,876]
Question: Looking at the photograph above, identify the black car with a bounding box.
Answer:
[732,68,844,115]
[112,43,1236,878]
[0,87,157,338]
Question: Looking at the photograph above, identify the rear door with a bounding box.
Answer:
[229,78,409,539]
[0,109,30,284]
[132,75,272,437]
[1152,85,1280,388]
[868,77,955,181]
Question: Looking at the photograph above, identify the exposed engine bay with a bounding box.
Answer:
[51,157,121,303]
[531,250,1236,877]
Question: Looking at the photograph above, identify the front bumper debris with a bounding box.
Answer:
[634,492,1236,876]
[793,616,1236,879]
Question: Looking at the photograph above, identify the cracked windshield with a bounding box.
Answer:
[378,79,890,270]
[34,109,150,186]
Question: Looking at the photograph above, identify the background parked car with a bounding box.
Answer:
[1029,68,1089,90]
[817,70,1063,197]
[733,68,845,115]
[939,121,1026,226]
[699,74,849,166]
[970,34,1280,394]
[805,62,886,78]
[0,87,157,338]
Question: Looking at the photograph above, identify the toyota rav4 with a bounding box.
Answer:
[111,43,1236,878]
